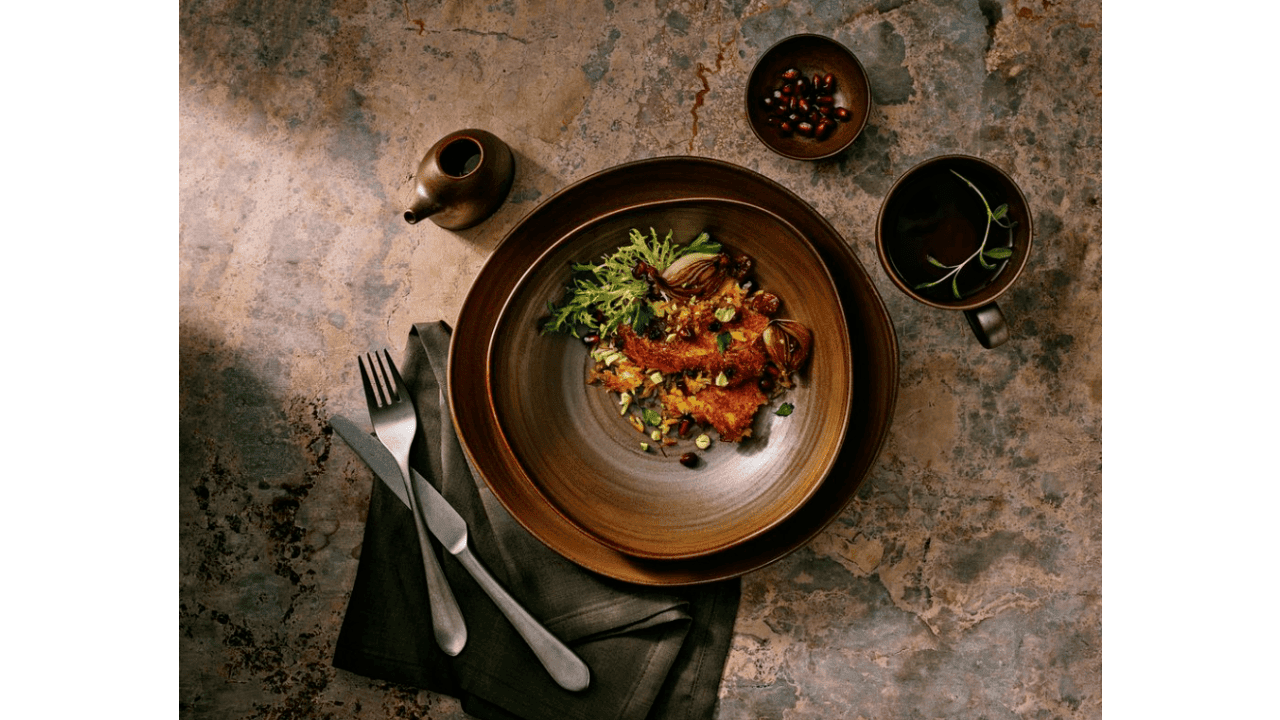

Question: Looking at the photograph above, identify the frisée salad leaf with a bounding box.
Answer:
[541,228,720,338]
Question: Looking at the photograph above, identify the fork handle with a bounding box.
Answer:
[454,544,591,692]
[401,467,468,656]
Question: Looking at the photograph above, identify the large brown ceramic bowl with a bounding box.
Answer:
[449,157,898,585]
[490,198,852,559]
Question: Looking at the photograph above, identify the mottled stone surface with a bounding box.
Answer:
[179,1,1101,718]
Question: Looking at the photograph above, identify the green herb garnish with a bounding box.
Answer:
[642,407,663,427]
[715,331,732,353]
[775,402,794,416]
[541,228,721,338]
[914,170,1017,300]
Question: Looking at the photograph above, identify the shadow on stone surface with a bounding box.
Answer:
[179,318,399,718]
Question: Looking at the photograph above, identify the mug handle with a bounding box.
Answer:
[964,302,1009,349]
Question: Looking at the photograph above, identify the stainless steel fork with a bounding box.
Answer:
[359,349,467,656]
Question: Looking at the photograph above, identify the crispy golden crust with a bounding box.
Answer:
[590,279,784,442]
[592,359,645,394]
[616,282,770,389]
[658,383,767,442]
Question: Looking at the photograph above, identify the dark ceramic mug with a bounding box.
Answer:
[875,155,1033,349]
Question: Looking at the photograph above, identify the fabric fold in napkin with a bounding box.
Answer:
[333,321,741,720]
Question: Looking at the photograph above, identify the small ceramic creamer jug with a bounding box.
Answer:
[403,129,515,230]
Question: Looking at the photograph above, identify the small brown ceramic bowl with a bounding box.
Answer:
[488,198,853,560]
[745,34,871,161]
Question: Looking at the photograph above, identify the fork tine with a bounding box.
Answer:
[371,350,394,404]
[368,352,387,406]
[371,348,389,404]
[383,349,411,403]
[365,351,394,407]
[358,354,380,409]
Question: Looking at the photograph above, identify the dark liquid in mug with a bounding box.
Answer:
[884,168,1013,303]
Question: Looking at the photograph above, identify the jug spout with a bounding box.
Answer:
[404,190,443,225]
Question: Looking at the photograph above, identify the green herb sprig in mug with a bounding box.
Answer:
[915,170,1018,300]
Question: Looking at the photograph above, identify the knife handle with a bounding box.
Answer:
[455,545,591,692]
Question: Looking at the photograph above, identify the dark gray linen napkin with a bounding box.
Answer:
[333,321,740,720]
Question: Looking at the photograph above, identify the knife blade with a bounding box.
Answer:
[330,414,591,692]
[330,413,411,507]
[330,414,469,555]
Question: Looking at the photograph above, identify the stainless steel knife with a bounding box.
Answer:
[330,414,591,692]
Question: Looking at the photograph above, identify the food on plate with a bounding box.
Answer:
[541,228,812,459]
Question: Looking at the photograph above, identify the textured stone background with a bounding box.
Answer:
[179,1,1101,718]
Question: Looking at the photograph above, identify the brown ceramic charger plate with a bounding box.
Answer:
[449,157,898,585]
[489,198,852,559]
